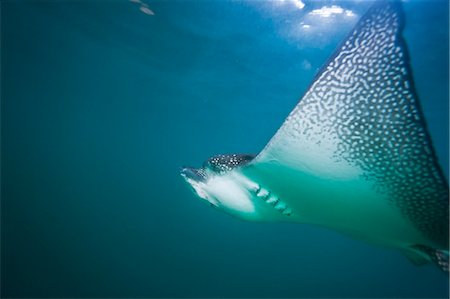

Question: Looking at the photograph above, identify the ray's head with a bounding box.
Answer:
[180,154,258,216]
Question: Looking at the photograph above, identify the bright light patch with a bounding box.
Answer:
[309,5,355,18]
[345,10,355,17]
[292,0,305,9]
[275,0,305,10]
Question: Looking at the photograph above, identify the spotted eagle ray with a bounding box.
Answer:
[180,1,449,271]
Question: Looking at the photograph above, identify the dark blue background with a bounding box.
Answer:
[2,0,448,297]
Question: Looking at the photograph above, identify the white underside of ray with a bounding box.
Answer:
[240,163,430,250]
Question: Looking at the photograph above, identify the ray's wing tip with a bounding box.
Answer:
[368,0,404,23]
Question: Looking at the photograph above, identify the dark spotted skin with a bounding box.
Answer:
[278,1,448,248]
[204,154,255,174]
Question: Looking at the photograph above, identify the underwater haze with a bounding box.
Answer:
[2,0,449,298]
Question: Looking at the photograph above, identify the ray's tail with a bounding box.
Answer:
[413,245,449,272]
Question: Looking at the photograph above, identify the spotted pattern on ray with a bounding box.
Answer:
[278,2,448,246]
[205,154,255,174]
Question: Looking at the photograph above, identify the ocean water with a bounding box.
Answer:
[1,0,448,298]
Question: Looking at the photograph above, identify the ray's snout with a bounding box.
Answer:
[180,166,206,182]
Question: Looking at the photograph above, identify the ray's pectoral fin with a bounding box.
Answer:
[244,0,449,262]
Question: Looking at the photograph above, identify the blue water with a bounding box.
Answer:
[2,0,448,297]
